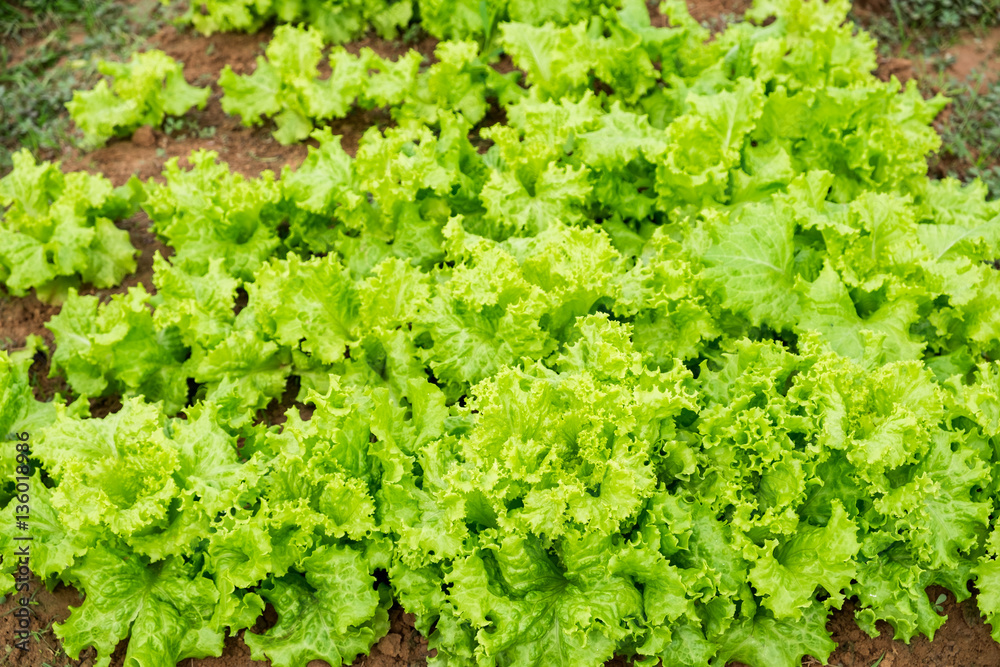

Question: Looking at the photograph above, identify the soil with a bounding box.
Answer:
[2,1,1000,667]
[685,0,752,23]
[875,56,917,84]
[941,25,1000,83]
[824,587,1000,667]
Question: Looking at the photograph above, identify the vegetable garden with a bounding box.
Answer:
[2,0,1000,665]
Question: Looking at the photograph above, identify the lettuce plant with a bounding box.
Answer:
[66,49,210,147]
[163,0,620,42]
[0,150,139,300]
[166,0,413,42]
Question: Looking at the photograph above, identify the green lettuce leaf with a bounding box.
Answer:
[56,546,223,667]
[47,287,189,411]
[244,544,391,667]
[0,151,138,299]
[142,150,284,280]
[68,50,209,147]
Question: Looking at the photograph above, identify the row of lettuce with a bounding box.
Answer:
[3,0,1000,665]
[167,0,646,44]
[71,0,701,150]
[65,27,519,148]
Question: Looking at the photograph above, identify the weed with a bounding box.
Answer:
[891,0,1000,30]
[928,51,958,73]
[968,164,1000,198]
[700,12,742,34]
[932,69,1000,198]
[861,14,910,55]
[852,0,998,56]
[401,22,424,45]
[163,115,191,137]
[162,115,217,141]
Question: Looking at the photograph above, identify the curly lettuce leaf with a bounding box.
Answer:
[0,151,138,299]
[55,547,223,667]
[68,50,209,147]
[244,544,391,667]
[142,151,284,280]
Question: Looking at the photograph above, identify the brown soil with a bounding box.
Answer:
[852,4,1000,87]
[0,209,163,347]
[343,30,439,62]
[0,296,59,353]
[0,208,166,412]
[941,25,1000,83]
[3,2,1000,667]
[56,22,419,186]
[54,22,441,187]
[58,25,309,186]
[891,25,1000,185]
[825,587,1000,667]
[685,0,753,23]
[875,56,916,84]
[852,0,892,20]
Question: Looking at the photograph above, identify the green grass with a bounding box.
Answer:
[890,0,1000,31]
[0,0,171,172]
[934,70,1000,199]
[854,0,1000,46]
[853,7,996,58]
